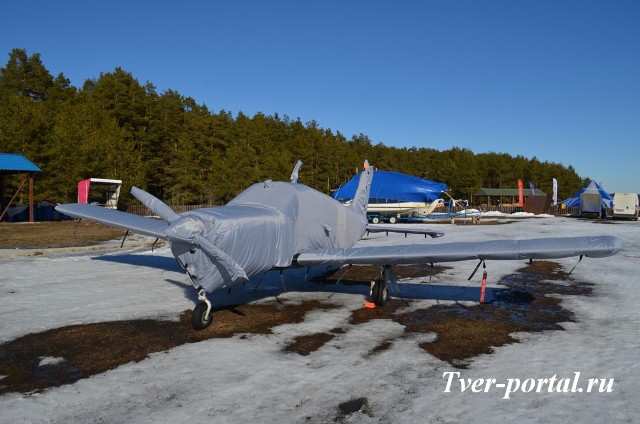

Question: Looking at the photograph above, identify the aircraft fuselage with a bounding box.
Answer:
[172,180,366,292]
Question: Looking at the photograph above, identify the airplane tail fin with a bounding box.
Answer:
[350,160,373,223]
[290,160,303,183]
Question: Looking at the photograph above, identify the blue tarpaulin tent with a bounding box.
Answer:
[560,180,613,209]
[333,171,447,202]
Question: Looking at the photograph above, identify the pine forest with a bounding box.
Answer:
[0,49,587,208]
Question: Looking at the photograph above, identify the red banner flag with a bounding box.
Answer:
[518,179,524,206]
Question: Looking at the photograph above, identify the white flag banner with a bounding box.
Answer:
[552,178,558,205]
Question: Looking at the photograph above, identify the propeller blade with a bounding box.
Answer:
[194,234,249,283]
[131,186,180,222]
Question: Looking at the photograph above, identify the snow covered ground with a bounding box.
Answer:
[1,216,638,423]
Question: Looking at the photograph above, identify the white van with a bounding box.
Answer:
[612,193,639,220]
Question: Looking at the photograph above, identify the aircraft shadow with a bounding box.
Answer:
[92,253,182,273]
[88,256,501,306]
[306,281,498,303]
[191,267,501,307]
[163,279,200,302]
[397,282,496,302]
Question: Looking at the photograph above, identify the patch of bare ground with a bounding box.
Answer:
[284,326,350,356]
[347,260,587,368]
[284,332,336,356]
[366,340,394,357]
[0,221,127,249]
[0,300,338,394]
[334,397,372,422]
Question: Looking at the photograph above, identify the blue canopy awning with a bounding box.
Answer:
[0,153,42,173]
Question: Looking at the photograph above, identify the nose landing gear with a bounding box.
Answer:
[192,287,213,330]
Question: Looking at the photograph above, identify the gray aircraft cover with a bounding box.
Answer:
[56,164,626,294]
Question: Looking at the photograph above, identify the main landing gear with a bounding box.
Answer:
[192,287,213,330]
[370,265,397,307]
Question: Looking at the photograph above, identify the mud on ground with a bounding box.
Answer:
[0,221,127,249]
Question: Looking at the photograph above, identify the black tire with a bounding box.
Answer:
[371,216,380,224]
[371,279,387,307]
[389,216,397,224]
[192,302,213,330]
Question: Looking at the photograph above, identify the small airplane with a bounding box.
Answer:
[56,161,625,330]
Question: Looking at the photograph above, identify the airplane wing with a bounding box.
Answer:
[296,236,625,266]
[366,225,444,238]
[55,203,169,240]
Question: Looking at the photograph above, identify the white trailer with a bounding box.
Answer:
[612,193,639,220]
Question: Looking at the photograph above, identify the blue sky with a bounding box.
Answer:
[2,1,639,193]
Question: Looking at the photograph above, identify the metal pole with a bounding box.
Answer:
[0,176,28,221]
[29,177,34,223]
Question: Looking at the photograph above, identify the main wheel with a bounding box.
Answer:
[192,302,213,330]
[388,216,397,224]
[371,278,388,307]
[371,216,380,224]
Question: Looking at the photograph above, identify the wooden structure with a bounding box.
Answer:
[0,153,42,222]
[474,188,547,206]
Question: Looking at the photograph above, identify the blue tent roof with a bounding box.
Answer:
[0,153,42,173]
[333,171,447,202]
[560,180,613,208]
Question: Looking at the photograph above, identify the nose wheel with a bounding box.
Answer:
[192,287,213,330]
